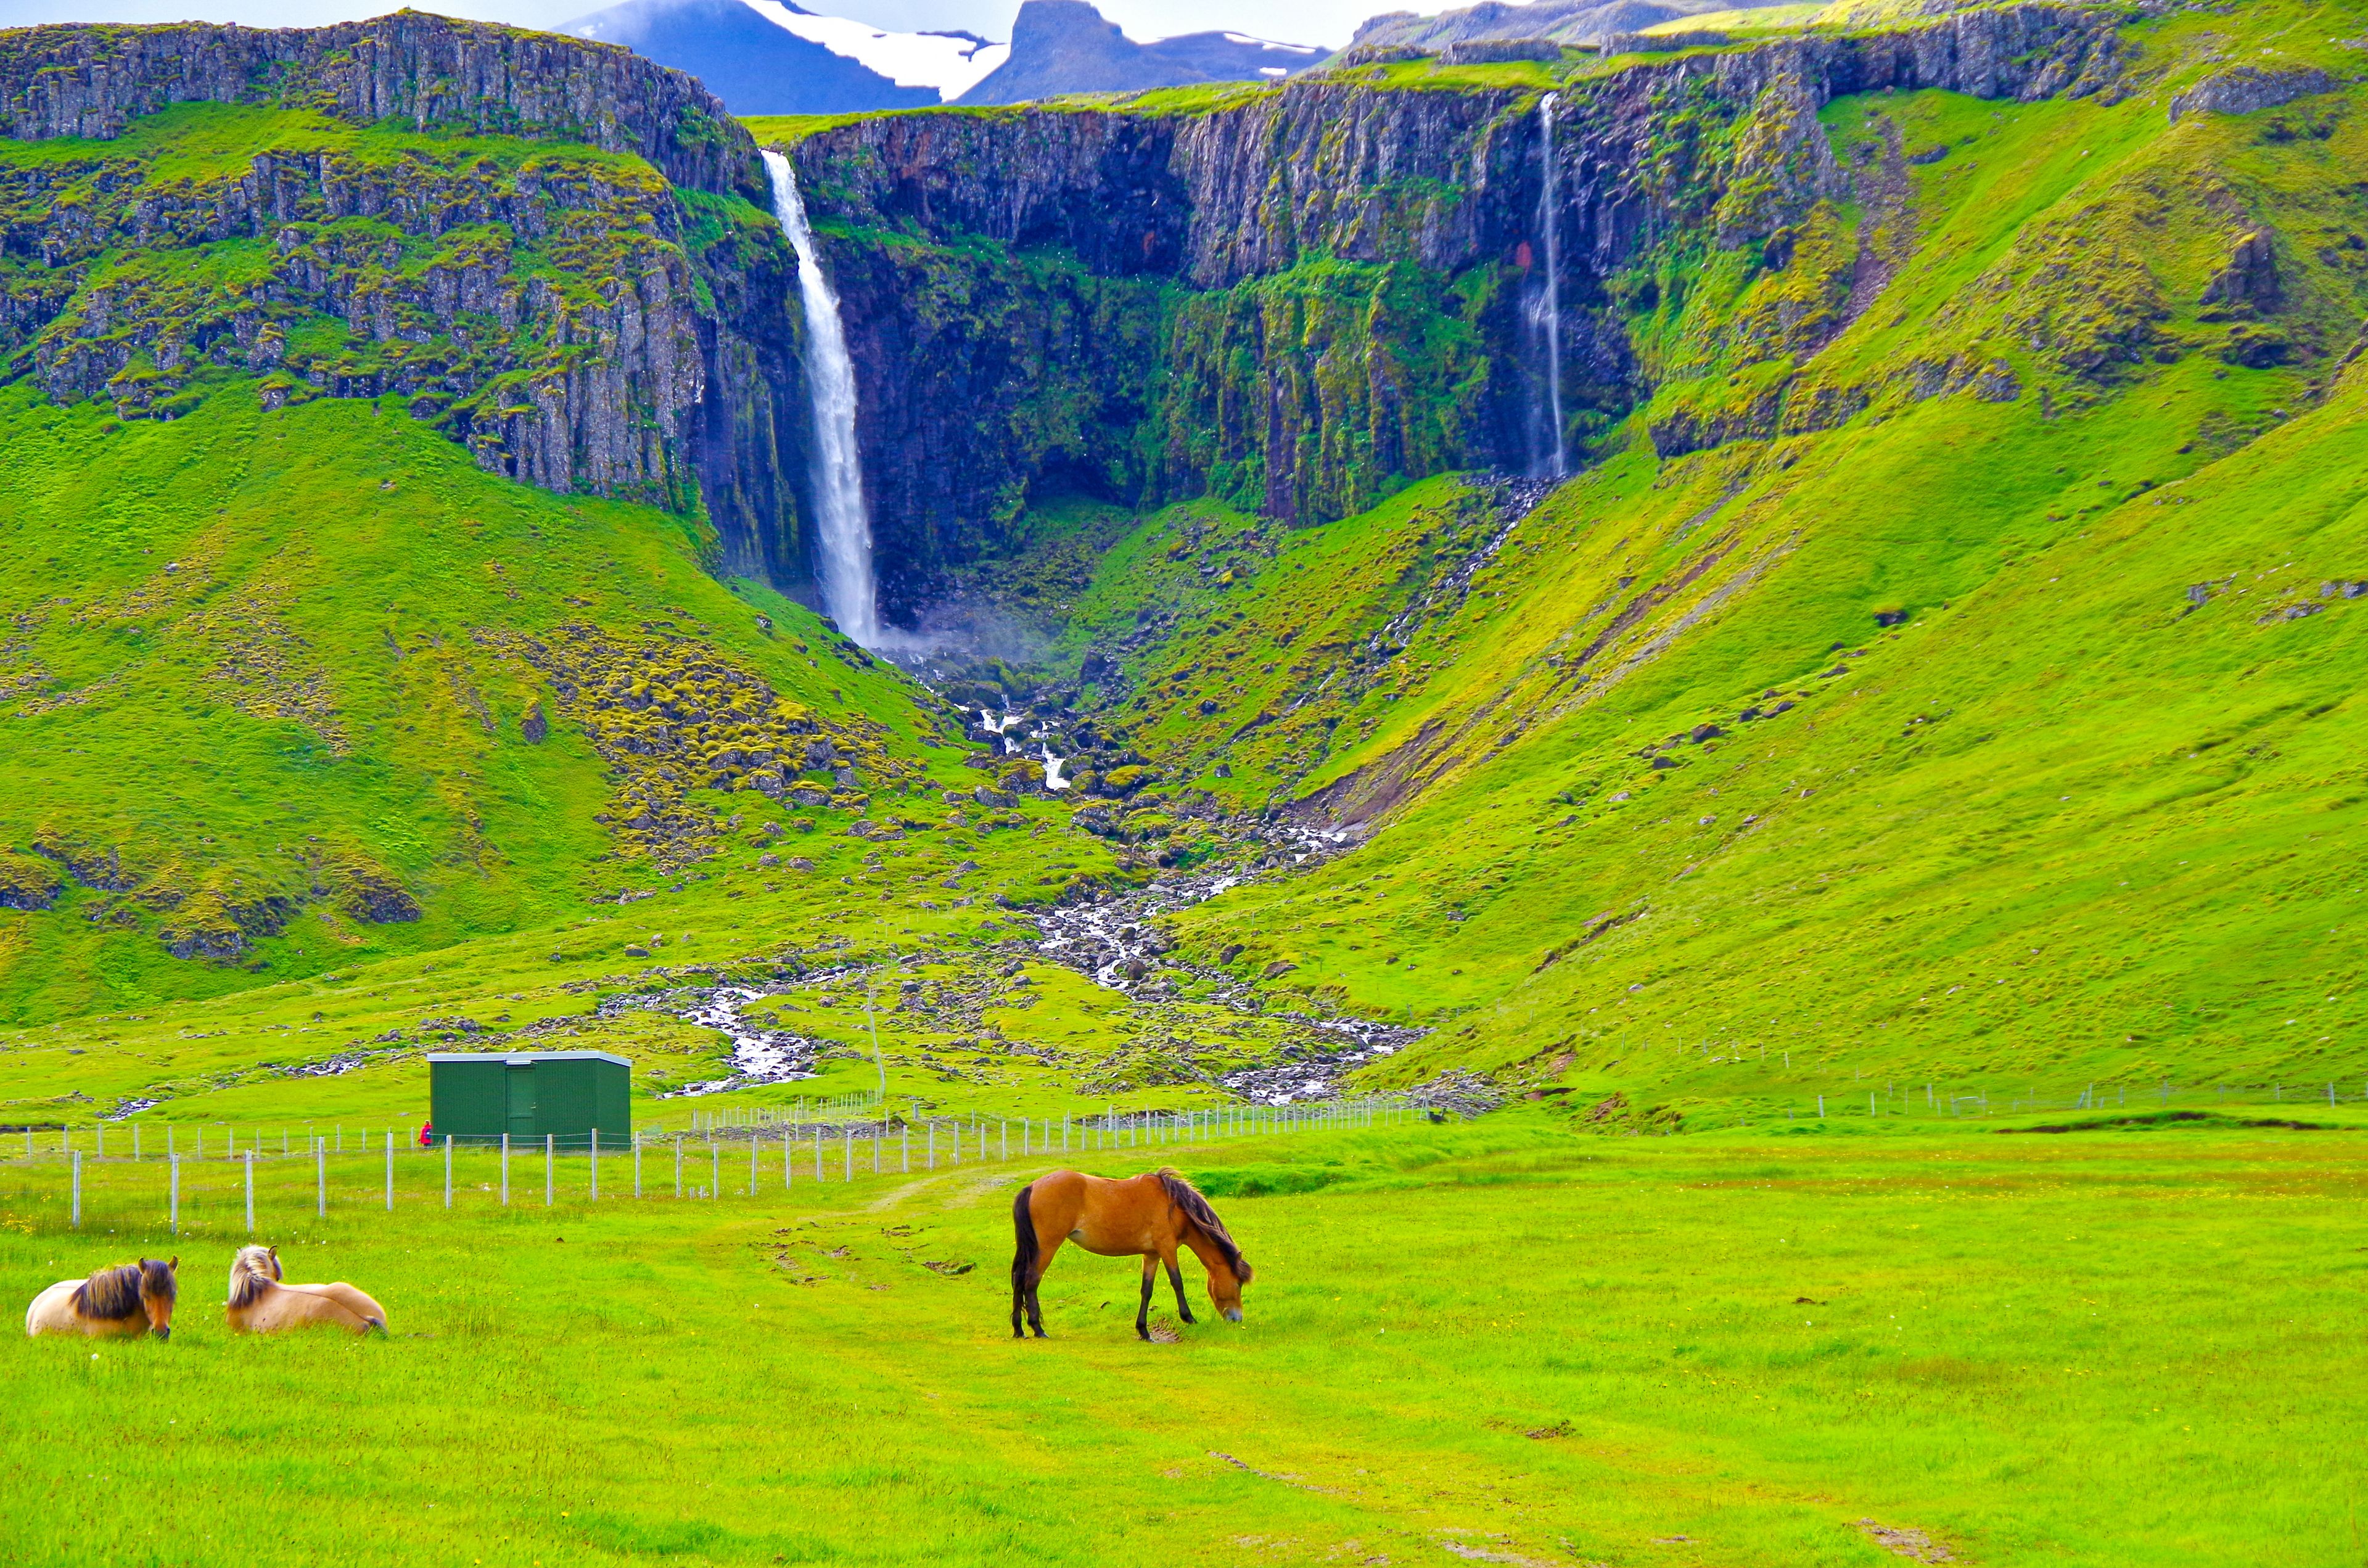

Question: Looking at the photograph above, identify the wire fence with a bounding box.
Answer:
[1759,1078,2368,1122]
[0,1097,1415,1237]
[687,1094,876,1133]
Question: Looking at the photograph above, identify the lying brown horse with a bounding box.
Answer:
[1011,1167,1252,1340]
[226,1245,388,1335]
[25,1257,178,1341]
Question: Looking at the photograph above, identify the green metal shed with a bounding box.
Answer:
[427,1051,631,1146]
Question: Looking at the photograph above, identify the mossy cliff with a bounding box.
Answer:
[0,13,765,195]
[778,1,2131,617]
[0,4,2164,620]
[0,14,821,588]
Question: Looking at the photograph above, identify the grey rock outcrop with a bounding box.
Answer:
[0,14,766,200]
[2167,65,2338,125]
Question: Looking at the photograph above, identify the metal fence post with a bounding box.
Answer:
[710,1139,718,1199]
[244,1150,255,1234]
[170,1155,179,1236]
[70,1151,81,1229]
[385,1130,394,1212]
[902,1124,909,1174]
[749,1134,757,1197]
[591,1128,600,1202]
[675,1135,683,1198]
[842,1128,852,1183]
[501,1133,510,1205]
[445,1136,453,1209]
[316,1138,326,1218]
[545,1133,554,1207]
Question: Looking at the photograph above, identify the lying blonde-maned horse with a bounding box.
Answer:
[26,1257,178,1340]
[226,1245,388,1336]
[1011,1167,1252,1340]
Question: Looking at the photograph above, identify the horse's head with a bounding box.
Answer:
[228,1245,280,1308]
[1208,1254,1252,1323]
[139,1257,178,1340]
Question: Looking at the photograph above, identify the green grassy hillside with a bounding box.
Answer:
[1027,32,2368,1109]
[0,382,952,1016]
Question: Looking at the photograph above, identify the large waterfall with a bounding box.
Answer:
[1535,92,1568,480]
[762,149,882,646]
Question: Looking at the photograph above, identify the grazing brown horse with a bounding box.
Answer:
[1011,1168,1252,1340]
[226,1245,388,1335]
[25,1257,179,1340]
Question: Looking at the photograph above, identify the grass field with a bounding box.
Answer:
[5,1114,2362,1567]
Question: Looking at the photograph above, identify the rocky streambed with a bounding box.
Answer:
[644,818,1428,1106]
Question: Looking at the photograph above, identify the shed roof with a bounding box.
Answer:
[424,1051,631,1066]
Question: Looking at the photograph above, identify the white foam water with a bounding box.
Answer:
[763,148,882,645]
[1535,92,1568,480]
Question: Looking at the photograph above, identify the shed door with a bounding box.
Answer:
[505,1064,537,1139]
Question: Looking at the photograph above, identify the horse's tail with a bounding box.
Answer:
[1009,1182,1040,1289]
[1157,1168,1250,1282]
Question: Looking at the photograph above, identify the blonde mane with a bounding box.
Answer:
[227,1245,281,1310]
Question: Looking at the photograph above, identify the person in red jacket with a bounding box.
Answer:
[417,1120,434,1148]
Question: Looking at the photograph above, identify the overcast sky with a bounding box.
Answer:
[0,0,1423,47]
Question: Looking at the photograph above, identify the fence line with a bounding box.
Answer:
[1,1096,1416,1233]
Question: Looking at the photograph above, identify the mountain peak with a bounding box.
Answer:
[958,0,1325,105]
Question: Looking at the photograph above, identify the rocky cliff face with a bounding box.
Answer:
[0,4,2133,623]
[0,13,815,587]
[784,1,2126,616]
[0,14,767,200]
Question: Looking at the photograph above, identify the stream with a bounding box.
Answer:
[637,819,1424,1106]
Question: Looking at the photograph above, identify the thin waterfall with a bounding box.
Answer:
[761,148,881,646]
[1536,91,1568,480]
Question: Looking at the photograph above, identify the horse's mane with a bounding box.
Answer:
[227,1247,279,1309]
[74,1260,173,1320]
[1157,1169,1252,1283]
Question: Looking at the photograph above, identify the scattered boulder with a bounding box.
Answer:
[0,851,62,911]
[1441,36,1558,65]
[2199,228,2282,316]
[2169,65,2335,125]
[335,861,421,924]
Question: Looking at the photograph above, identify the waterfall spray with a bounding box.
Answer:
[1536,92,1568,480]
[762,149,881,646]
